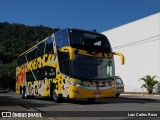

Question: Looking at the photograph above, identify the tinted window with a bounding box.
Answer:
[26,39,50,61]
[69,29,111,52]
[26,47,38,61]
[57,51,70,76]
[37,42,45,57]
[54,29,69,48]
[26,66,56,81]
[26,71,35,81]
[45,37,54,54]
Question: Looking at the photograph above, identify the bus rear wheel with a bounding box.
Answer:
[52,86,62,103]
[21,88,27,99]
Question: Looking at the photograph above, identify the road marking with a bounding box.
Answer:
[16,105,29,111]
[11,103,38,111]
[10,103,27,110]
[78,105,83,108]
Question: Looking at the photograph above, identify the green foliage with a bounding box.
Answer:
[139,75,159,94]
[0,22,59,90]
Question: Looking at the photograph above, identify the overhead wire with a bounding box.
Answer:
[112,34,160,50]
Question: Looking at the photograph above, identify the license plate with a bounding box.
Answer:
[94,92,102,95]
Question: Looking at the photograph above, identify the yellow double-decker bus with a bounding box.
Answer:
[16,28,124,102]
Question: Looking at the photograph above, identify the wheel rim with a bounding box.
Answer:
[53,89,58,101]
[24,91,27,98]
[21,89,27,98]
[21,89,24,98]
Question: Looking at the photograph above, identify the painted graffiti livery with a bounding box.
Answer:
[16,28,124,102]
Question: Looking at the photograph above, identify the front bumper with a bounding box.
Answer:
[69,85,115,98]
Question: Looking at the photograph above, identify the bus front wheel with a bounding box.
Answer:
[116,93,120,97]
[52,86,62,103]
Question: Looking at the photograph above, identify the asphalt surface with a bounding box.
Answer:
[0,92,160,120]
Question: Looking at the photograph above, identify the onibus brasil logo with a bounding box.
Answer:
[1,111,42,118]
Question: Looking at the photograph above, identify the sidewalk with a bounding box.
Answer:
[121,93,160,100]
[122,93,160,96]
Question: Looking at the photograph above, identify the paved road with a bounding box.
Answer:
[0,92,160,120]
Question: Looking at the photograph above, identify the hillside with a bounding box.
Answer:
[0,22,58,90]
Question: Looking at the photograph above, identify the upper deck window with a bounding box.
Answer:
[69,29,111,52]
[54,29,69,48]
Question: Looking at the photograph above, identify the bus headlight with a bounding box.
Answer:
[69,81,81,87]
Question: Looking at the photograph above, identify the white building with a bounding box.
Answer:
[102,12,160,92]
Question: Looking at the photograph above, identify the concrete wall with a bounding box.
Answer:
[102,13,160,92]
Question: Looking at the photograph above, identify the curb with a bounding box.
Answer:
[121,94,160,96]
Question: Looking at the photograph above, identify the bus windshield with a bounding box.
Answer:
[72,54,114,80]
[69,29,111,52]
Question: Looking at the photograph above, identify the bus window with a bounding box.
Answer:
[73,55,114,79]
[54,29,69,48]
[37,42,45,57]
[57,51,70,76]
[45,37,54,54]
[26,48,38,61]
[69,29,112,52]
[26,71,35,82]
[69,30,84,45]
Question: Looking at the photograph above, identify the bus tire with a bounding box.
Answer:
[52,86,63,103]
[116,93,120,97]
[21,87,27,99]
[87,98,96,103]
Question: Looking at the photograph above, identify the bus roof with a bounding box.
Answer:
[18,33,54,57]
[18,28,103,57]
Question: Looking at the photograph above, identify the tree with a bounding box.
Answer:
[0,22,59,90]
[139,75,158,94]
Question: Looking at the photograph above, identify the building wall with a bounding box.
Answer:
[102,13,160,92]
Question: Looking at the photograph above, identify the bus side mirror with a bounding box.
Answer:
[58,46,75,60]
[68,49,74,60]
[113,52,125,65]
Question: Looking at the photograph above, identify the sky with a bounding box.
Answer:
[0,0,160,32]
